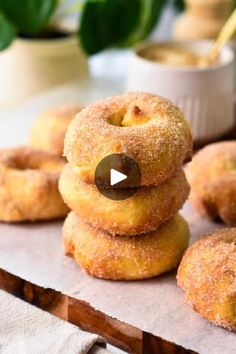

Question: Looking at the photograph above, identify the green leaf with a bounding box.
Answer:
[79,0,142,55]
[174,0,185,12]
[0,0,58,33]
[79,0,167,55]
[122,0,166,46]
[0,12,16,50]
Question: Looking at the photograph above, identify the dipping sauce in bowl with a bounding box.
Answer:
[126,40,234,143]
[137,43,219,68]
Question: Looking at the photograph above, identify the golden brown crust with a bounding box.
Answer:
[0,146,69,222]
[62,212,190,280]
[59,164,190,235]
[29,104,83,156]
[186,141,236,225]
[64,93,192,187]
[177,228,236,331]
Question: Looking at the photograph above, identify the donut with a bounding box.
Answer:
[64,93,192,187]
[29,104,83,156]
[186,141,236,225]
[177,228,236,331]
[0,146,69,222]
[62,212,190,280]
[59,164,190,235]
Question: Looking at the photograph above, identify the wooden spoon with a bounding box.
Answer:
[198,9,236,67]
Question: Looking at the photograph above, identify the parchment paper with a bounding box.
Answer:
[0,80,235,354]
[0,204,235,354]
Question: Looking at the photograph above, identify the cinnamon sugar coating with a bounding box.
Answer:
[59,164,190,236]
[62,212,190,280]
[64,92,192,186]
[29,104,83,156]
[186,141,236,225]
[0,146,69,221]
[177,228,236,331]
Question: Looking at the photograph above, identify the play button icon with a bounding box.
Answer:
[94,153,142,200]
[110,169,127,186]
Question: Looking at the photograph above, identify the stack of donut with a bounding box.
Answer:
[59,92,193,280]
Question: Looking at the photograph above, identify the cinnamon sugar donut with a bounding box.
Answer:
[63,212,190,280]
[64,93,192,187]
[177,228,236,331]
[59,164,190,235]
[0,146,69,222]
[29,104,83,156]
[186,141,236,225]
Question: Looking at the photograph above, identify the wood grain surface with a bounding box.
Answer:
[0,268,197,354]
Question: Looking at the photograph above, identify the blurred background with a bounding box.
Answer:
[0,4,235,353]
[0,0,235,108]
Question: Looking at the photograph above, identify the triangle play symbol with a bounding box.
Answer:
[110,169,127,186]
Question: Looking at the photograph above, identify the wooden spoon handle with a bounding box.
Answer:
[207,9,236,63]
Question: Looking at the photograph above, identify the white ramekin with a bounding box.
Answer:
[125,40,235,143]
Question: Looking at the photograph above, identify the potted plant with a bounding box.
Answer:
[0,0,181,108]
[0,0,88,107]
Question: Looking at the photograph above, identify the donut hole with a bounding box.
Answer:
[22,162,39,170]
[108,112,125,127]
[7,157,38,171]
[108,105,150,127]
[8,156,62,172]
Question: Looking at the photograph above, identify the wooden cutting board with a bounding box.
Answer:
[0,203,235,354]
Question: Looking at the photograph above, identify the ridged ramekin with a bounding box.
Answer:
[125,40,235,144]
